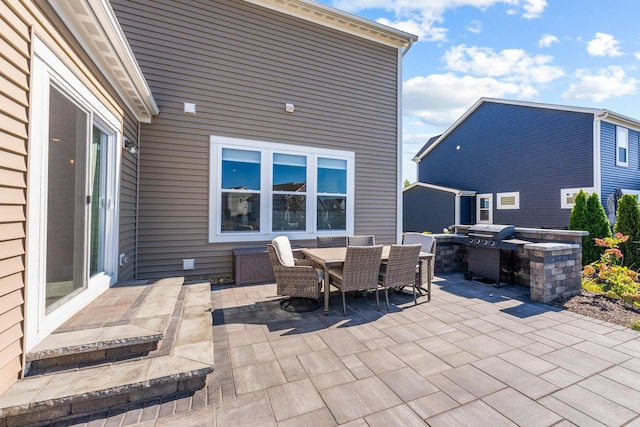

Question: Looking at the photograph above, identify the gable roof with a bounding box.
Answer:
[414,97,640,163]
[412,134,441,161]
[244,0,418,52]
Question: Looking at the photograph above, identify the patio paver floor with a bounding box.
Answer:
[62,273,640,426]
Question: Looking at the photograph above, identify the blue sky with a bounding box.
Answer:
[316,0,640,182]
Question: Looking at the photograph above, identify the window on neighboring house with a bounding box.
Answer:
[560,187,595,209]
[210,136,354,242]
[617,126,629,167]
[496,192,520,209]
[476,193,493,223]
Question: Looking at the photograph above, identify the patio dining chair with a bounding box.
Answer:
[403,232,436,284]
[347,235,375,246]
[267,236,323,312]
[328,245,383,316]
[378,244,422,309]
[316,235,348,248]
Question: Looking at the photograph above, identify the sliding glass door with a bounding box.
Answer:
[45,87,89,311]
[27,38,121,349]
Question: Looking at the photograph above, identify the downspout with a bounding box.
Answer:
[594,112,605,200]
[402,37,416,57]
[396,45,404,243]
[134,121,141,280]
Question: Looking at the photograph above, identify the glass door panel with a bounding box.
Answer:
[46,86,88,311]
[90,126,107,277]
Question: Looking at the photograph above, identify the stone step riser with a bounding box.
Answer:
[2,370,209,427]
[27,341,160,376]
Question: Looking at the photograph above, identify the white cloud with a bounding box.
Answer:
[562,66,637,102]
[521,0,547,19]
[538,34,559,48]
[587,33,623,57]
[443,45,564,84]
[328,0,547,41]
[466,20,482,34]
[403,73,537,127]
[635,52,640,60]
[377,15,447,42]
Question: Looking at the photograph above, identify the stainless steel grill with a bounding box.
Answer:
[466,224,515,248]
[458,224,530,287]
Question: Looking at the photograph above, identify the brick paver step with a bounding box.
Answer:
[0,355,213,426]
[26,325,164,373]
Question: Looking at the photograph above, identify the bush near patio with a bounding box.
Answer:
[581,233,640,306]
[569,190,611,265]
[614,194,640,270]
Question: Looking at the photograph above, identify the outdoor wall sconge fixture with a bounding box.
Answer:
[123,137,139,154]
[285,103,295,113]
[184,102,197,115]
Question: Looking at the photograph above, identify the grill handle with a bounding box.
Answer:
[469,232,494,238]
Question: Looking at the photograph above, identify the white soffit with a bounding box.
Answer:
[244,0,418,48]
[48,0,159,122]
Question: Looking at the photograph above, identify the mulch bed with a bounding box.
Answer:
[549,289,640,328]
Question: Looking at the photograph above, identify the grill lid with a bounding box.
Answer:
[468,224,515,240]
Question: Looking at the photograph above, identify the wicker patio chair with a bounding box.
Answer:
[403,232,437,284]
[267,236,322,312]
[328,245,383,316]
[316,235,348,248]
[347,235,375,246]
[378,244,422,309]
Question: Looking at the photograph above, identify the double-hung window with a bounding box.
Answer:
[617,126,629,167]
[209,136,354,242]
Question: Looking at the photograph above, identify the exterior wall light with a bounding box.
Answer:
[123,137,139,154]
[285,103,295,113]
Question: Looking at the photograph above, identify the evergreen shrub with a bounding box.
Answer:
[614,194,640,269]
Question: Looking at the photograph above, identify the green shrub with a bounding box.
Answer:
[569,190,588,231]
[586,192,612,264]
[614,194,640,269]
[570,190,611,265]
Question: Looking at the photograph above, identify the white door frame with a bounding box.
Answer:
[26,37,122,351]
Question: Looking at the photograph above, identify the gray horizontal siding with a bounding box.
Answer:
[419,102,595,228]
[112,0,400,279]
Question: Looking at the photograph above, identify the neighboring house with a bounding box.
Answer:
[0,0,416,394]
[404,98,640,232]
[403,182,475,233]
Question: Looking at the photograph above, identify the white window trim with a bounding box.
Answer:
[27,37,122,350]
[617,126,629,167]
[208,136,355,243]
[560,187,595,209]
[496,192,520,210]
[476,193,493,224]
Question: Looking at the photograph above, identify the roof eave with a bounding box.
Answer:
[403,182,476,196]
[243,0,418,49]
[48,0,159,123]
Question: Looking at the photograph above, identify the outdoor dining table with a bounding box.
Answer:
[300,245,434,315]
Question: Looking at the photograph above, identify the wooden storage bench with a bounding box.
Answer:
[232,246,301,285]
